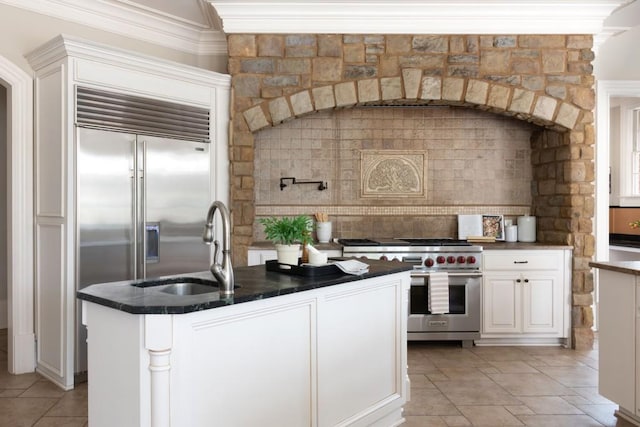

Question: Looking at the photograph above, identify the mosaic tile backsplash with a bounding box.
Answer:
[253,106,535,240]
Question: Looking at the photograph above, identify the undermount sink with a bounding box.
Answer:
[132,277,237,296]
[160,282,220,296]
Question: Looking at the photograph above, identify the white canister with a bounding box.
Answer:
[505,225,518,242]
[517,216,536,242]
[316,221,332,243]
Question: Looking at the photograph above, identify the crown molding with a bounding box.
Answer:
[210,0,628,35]
[0,0,227,55]
[25,34,231,87]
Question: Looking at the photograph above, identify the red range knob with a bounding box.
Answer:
[436,256,446,264]
[425,258,435,267]
[447,256,456,264]
[467,256,476,264]
[457,256,466,263]
[380,255,388,261]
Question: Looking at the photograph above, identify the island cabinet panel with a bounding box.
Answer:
[172,299,316,427]
[318,280,403,427]
[82,270,410,427]
[598,270,637,413]
[479,249,571,346]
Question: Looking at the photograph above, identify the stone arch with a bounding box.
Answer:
[241,75,583,133]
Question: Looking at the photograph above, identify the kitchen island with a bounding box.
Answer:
[77,259,412,427]
[589,260,640,426]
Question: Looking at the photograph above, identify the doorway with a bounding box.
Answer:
[0,55,35,375]
[595,81,640,332]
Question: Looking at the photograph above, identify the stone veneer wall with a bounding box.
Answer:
[227,34,595,349]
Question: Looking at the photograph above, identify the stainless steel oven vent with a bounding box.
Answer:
[75,86,210,142]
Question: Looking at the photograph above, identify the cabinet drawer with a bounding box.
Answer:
[484,251,561,271]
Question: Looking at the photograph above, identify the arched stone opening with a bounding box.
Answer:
[228,33,595,349]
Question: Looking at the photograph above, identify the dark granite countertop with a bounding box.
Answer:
[76,258,413,315]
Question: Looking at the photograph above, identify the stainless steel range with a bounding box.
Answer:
[339,238,482,347]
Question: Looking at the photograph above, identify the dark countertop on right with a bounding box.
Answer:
[589,261,640,275]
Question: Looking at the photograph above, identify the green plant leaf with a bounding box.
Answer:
[259,215,312,245]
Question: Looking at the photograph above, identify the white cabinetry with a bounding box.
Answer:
[479,249,571,346]
[83,271,410,427]
[597,268,640,425]
[26,35,230,389]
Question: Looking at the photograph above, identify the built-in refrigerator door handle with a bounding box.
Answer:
[139,139,147,278]
[131,139,139,280]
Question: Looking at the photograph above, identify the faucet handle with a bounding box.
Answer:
[213,240,220,264]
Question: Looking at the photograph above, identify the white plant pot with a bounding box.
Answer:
[275,243,300,265]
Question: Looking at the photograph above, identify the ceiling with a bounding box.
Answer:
[0,0,637,55]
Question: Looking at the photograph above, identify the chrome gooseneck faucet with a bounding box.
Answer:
[203,201,234,296]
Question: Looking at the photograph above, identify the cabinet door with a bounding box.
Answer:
[522,273,562,334]
[482,273,520,333]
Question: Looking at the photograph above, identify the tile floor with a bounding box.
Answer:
[0,329,87,427]
[403,339,635,427]
[0,329,634,427]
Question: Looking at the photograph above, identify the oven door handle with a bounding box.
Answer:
[410,272,483,278]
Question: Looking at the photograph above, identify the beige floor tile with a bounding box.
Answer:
[518,396,584,415]
[21,380,67,398]
[441,415,472,426]
[536,365,598,387]
[0,397,58,427]
[409,373,437,389]
[575,404,627,427]
[0,370,41,390]
[33,417,88,427]
[505,405,536,416]
[571,387,614,404]
[404,388,461,416]
[532,354,587,367]
[489,361,540,374]
[438,367,492,381]
[516,414,605,426]
[457,405,525,426]
[401,415,448,426]
[470,347,535,362]
[488,373,575,397]
[434,378,522,406]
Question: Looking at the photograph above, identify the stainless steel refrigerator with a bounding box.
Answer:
[75,127,211,372]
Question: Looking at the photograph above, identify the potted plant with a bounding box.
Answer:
[259,215,313,265]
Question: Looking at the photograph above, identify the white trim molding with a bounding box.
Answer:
[0,55,36,374]
[0,0,227,55]
[210,0,628,35]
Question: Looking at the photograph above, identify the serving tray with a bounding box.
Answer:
[265,259,343,277]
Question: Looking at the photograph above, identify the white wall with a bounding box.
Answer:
[0,3,227,74]
[610,105,621,205]
[594,0,640,80]
[0,84,7,329]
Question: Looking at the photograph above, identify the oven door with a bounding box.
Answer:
[408,273,481,333]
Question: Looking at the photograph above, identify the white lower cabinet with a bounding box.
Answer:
[596,268,640,424]
[83,272,410,427]
[479,249,571,346]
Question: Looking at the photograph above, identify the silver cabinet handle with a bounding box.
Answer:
[514,260,529,264]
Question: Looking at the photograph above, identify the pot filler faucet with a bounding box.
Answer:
[203,201,234,296]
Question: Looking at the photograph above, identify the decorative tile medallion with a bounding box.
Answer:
[361,150,427,198]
